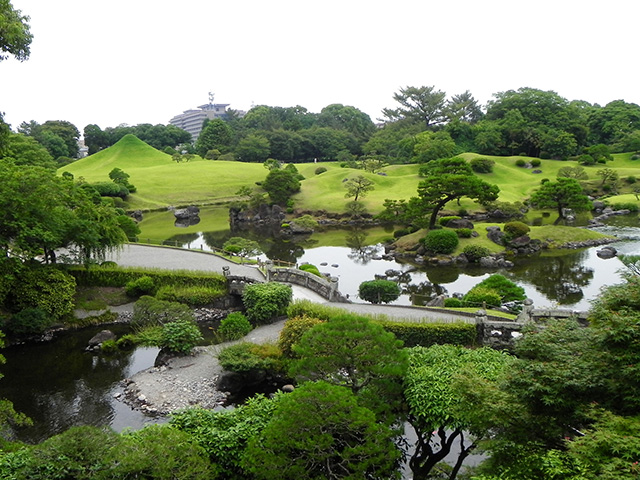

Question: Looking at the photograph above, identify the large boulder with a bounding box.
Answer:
[174,205,200,220]
[446,218,474,229]
[486,226,504,245]
[596,246,617,259]
[86,330,116,352]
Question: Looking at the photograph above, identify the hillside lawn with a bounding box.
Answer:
[60,135,640,216]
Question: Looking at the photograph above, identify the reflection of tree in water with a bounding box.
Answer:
[507,250,594,304]
[402,281,448,306]
[346,229,380,265]
[165,232,201,248]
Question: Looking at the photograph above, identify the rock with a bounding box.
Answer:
[508,235,531,248]
[130,210,143,222]
[426,294,446,307]
[281,384,295,393]
[173,205,200,220]
[486,226,504,245]
[479,256,500,268]
[596,246,617,259]
[446,218,474,229]
[87,330,116,348]
[385,269,402,277]
[532,169,542,174]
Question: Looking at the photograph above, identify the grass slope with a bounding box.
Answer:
[59,136,640,213]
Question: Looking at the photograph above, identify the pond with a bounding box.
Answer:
[1,208,638,444]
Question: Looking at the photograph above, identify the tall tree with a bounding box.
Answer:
[445,90,484,123]
[383,85,447,129]
[262,168,300,205]
[344,175,375,202]
[195,118,234,157]
[317,103,376,142]
[0,0,32,62]
[413,157,499,228]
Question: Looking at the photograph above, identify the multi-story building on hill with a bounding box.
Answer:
[169,99,230,141]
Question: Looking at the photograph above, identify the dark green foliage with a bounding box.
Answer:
[69,266,226,290]
[470,157,495,173]
[608,202,639,212]
[474,274,526,302]
[242,282,292,324]
[155,285,226,306]
[579,153,596,165]
[422,229,459,254]
[314,166,327,174]
[5,307,51,336]
[170,396,277,478]
[12,267,75,320]
[278,315,325,358]
[378,321,476,347]
[515,159,526,167]
[503,221,531,240]
[218,312,253,340]
[393,228,411,238]
[131,295,194,327]
[463,286,502,308]
[217,342,283,373]
[358,279,401,304]
[455,228,472,238]
[262,169,301,205]
[439,215,461,226]
[463,244,492,263]
[242,381,401,480]
[625,175,637,184]
[91,181,129,198]
[298,263,322,277]
[530,159,541,167]
[125,275,155,297]
[444,297,463,307]
[160,318,203,354]
[530,177,592,219]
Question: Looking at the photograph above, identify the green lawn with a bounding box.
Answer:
[59,135,640,214]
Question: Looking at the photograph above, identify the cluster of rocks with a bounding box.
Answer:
[229,204,285,229]
[170,205,201,227]
[589,201,632,226]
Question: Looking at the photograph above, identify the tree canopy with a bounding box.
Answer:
[529,177,592,221]
[0,0,32,62]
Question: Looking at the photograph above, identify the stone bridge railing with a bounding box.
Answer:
[266,267,351,303]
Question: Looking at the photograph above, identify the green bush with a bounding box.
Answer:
[278,315,325,358]
[462,245,492,263]
[503,221,531,240]
[69,266,226,290]
[393,228,411,238]
[608,202,639,212]
[444,298,463,308]
[455,228,472,238]
[314,166,327,175]
[217,342,283,373]
[12,267,76,320]
[439,216,461,226]
[462,287,502,308]
[358,280,401,304]
[470,157,495,173]
[515,159,526,167]
[219,312,253,340]
[474,274,526,302]
[422,229,459,255]
[155,285,225,306]
[242,282,292,324]
[299,263,322,277]
[291,215,318,231]
[530,159,541,167]
[377,321,476,347]
[160,318,203,354]
[125,275,155,297]
[631,154,640,160]
[625,175,637,184]
[118,325,163,348]
[6,308,52,336]
[131,295,194,327]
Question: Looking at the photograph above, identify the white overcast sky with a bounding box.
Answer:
[1,0,638,133]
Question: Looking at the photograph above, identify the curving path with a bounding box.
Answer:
[105,244,475,323]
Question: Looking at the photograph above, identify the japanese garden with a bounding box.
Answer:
[1,2,640,479]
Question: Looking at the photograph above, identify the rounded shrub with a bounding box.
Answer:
[315,166,327,175]
[393,228,411,238]
[625,175,637,184]
[299,263,322,277]
[422,229,459,255]
[242,282,293,325]
[475,274,526,303]
[160,318,203,354]
[218,312,253,341]
[515,159,526,167]
[455,228,472,238]
[504,221,530,240]
[470,157,495,173]
[631,154,640,160]
[217,342,282,373]
[6,308,52,335]
[462,287,502,308]
[125,276,156,297]
[462,245,492,263]
[443,298,463,308]
[530,159,541,167]
[278,315,325,358]
[358,279,401,304]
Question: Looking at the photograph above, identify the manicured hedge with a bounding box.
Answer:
[68,266,227,291]
[377,321,477,347]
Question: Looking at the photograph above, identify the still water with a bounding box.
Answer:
[1,211,638,443]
